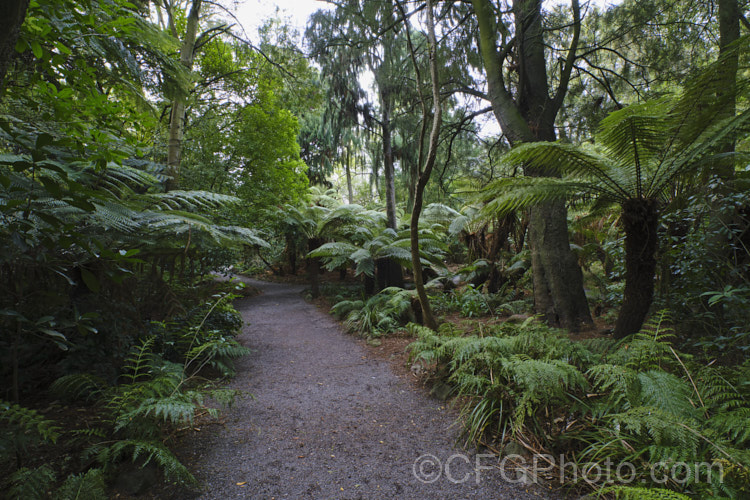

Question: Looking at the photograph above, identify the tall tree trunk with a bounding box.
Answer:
[166,0,202,191]
[0,0,30,94]
[407,0,441,330]
[707,0,740,262]
[717,0,739,181]
[472,0,592,330]
[378,87,404,289]
[381,94,398,230]
[614,199,659,339]
[345,147,354,203]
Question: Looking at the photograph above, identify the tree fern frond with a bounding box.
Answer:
[142,190,240,211]
[648,107,750,196]
[503,140,632,200]
[597,98,672,177]
[479,177,589,218]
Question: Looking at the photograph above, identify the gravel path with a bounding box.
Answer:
[172,278,556,499]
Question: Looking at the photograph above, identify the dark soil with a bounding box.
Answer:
[161,277,558,499]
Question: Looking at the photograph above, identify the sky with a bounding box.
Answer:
[235,0,621,39]
[236,0,332,37]
[232,0,622,141]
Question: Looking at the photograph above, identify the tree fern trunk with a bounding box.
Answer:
[375,258,404,291]
[614,198,659,339]
[308,237,323,298]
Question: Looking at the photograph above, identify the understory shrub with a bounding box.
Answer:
[408,313,750,498]
[0,292,249,498]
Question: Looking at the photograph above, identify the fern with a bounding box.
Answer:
[601,486,692,500]
[0,400,61,450]
[55,468,107,500]
[185,336,251,377]
[609,406,700,462]
[50,373,107,402]
[100,439,196,485]
[637,370,697,418]
[5,465,56,500]
[115,392,199,432]
[587,363,640,413]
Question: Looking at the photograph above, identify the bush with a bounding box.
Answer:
[408,313,750,498]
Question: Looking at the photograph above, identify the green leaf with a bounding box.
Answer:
[39,329,69,350]
[35,132,54,149]
[80,269,100,293]
[30,40,43,59]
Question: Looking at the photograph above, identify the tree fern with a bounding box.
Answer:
[479,77,750,337]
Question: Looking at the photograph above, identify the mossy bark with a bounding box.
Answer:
[472,0,591,330]
[0,0,30,92]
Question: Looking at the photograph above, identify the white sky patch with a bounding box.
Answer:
[234,0,620,38]
[235,0,332,38]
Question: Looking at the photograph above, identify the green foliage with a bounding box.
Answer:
[601,486,692,500]
[332,287,415,337]
[409,314,750,497]
[308,205,447,276]
[5,465,56,500]
[55,468,107,500]
[658,187,750,354]
[0,400,61,444]
[98,439,195,485]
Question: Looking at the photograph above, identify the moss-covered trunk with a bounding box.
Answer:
[472,0,591,331]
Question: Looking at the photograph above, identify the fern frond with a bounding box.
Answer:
[55,468,107,500]
[115,393,198,431]
[479,176,590,218]
[50,373,107,402]
[637,370,697,419]
[101,439,196,485]
[587,363,640,412]
[601,485,692,500]
[0,400,61,445]
[6,465,56,500]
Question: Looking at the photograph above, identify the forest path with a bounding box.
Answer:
[171,277,555,499]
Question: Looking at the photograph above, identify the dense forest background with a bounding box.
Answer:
[1,0,749,498]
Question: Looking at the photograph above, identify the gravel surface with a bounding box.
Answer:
[169,278,558,499]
